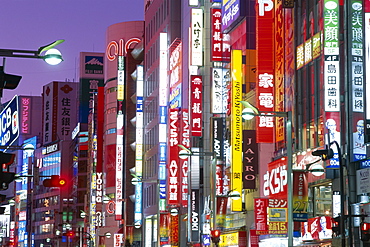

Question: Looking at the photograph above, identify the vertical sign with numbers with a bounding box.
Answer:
[324,0,340,112]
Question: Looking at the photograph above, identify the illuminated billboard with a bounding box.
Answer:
[0,96,19,148]
[230,50,243,211]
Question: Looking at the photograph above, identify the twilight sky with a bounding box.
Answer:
[0,0,144,103]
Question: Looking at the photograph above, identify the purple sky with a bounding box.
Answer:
[0,0,144,103]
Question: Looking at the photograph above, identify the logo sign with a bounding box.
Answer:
[231,50,243,211]
[211,9,231,62]
[191,190,200,242]
[324,0,340,112]
[212,68,230,114]
[357,167,370,194]
[20,97,31,134]
[168,109,180,206]
[191,9,203,66]
[190,75,203,136]
[256,0,275,143]
[243,130,258,189]
[42,143,59,155]
[0,96,19,148]
[254,198,268,235]
[222,0,246,32]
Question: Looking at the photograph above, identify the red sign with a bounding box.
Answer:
[180,109,190,207]
[168,108,180,206]
[254,198,269,235]
[264,158,288,201]
[190,75,203,136]
[210,8,230,62]
[256,0,275,143]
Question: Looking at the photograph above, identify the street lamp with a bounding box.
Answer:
[240,100,294,247]
[0,39,65,65]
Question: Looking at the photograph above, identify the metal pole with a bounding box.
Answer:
[333,141,346,246]
[287,111,294,247]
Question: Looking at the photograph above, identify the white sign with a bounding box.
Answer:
[357,168,370,194]
[191,8,203,66]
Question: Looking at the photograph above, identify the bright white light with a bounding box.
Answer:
[241,108,255,120]
[44,48,63,65]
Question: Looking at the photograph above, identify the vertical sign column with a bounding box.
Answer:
[191,9,203,66]
[159,33,168,212]
[323,0,341,168]
[135,65,144,227]
[349,0,365,161]
[231,50,243,212]
[115,56,125,220]
[256,0,275,143]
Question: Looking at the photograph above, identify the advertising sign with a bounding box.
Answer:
[301,216,333,240]
[254,198,268,235]
[168,108,180,206]
[211,9,231,62]
[221,0,245,33]
[231,50,243,211]
[0,96,19,148]
[180,109,190,207]
[190,75,203,136]
[191,9,203,66]
[324,0,340,112]
[293,171,308,221]
[191,190,200,242]
[256,0,275,143]
[357,167,370,194]
[264,158,288,235]
[159,33,168,210]
[20,97,31,134]
[243,130,258,189]
[212,68,229,114]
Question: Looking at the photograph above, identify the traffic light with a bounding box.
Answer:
[66,230,75,238]
[0,152,15,168]
[43,175,66,187]
[0,66,22,96]
[312,146,334,161]
[332,216,341,236]
[211,229,221,245]
[0,152,16,190]
[361,222,370,242]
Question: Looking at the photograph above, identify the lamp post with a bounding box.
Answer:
[178,145,215,245]
[240,101,294,247]
[0,39,64,65]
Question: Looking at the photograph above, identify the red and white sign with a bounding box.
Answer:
[256,0,275,143]
[210,8,230,62]
[180,109,190,207]
[190,75,203,136]
[168,109,180,206]
[263,158,288,201]
[254,198,268,235]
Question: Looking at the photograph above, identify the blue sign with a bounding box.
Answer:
[0,96,19,148]
[19,137,37,191]
[221,0,245,33]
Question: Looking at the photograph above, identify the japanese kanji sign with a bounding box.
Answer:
[191,8,203,66]
[257,0,275,143]
[190,75,203,136]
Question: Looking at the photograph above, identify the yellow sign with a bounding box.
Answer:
[231,49,243,211]
[219,232,239,247]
